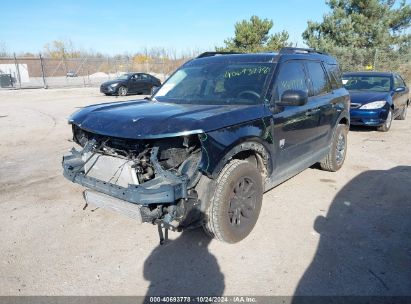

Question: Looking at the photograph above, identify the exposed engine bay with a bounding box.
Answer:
[64,125,204,243]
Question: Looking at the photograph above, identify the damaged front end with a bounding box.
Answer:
[63,125,203,242]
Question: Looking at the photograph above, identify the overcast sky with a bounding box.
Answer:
[1,0,332,55]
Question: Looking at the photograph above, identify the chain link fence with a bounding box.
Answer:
[1,49,410,89]
[0,55,188,89]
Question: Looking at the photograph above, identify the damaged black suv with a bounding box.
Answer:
[63,48,350,244]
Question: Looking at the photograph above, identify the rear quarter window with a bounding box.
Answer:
[325,63,343,89]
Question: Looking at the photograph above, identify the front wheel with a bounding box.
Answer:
[117,86,128,96]
[377,108,393,132]
[320,124,348,172]
[203,159,263,243]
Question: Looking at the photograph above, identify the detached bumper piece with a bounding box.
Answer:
[62,146,188,206]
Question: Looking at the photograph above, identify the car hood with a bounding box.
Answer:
[349,91,390,104]
[101,79,125,86]
[69,100,268,139]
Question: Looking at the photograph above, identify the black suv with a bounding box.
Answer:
[63,48,350,244]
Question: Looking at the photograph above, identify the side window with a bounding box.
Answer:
[272,61,308,102]
[394,75,405,88]
[141,74,149,80]
[325,63,342,89]
[306,61,331,96]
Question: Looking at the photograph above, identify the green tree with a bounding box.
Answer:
[302,0,411,73]
[216,16,292,53]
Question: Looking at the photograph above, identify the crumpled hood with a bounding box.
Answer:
[349,91,390,104]
[70,100,267,139]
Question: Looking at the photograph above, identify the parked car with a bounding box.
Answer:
[100,73,161,96]
[63,48,350,244]
[342,71,409,131]
[66,70,78,77]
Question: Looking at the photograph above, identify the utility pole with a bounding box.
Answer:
[39,53,47,89]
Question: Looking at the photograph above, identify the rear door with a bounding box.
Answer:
[140,74,154,93]
[304,61,337,150]
[270,60,320,173]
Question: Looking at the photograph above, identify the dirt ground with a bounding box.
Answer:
[0,88,410,297]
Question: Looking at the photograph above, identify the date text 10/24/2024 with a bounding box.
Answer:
[149,296,258,303]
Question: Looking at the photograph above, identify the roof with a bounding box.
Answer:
[343,71,394,77]
[190,49,337,65]
[191,53,279,64]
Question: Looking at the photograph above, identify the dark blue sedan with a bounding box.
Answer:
[342,72,409,131]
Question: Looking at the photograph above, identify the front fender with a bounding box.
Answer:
[198,117,273,178]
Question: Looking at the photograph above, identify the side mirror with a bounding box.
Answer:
[151,86,159,95]
[395,87,405,92]
[277,90,308,106]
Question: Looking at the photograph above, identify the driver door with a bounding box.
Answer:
[393,74,408,115]
[129,74,142,93]
[269,60,321,175]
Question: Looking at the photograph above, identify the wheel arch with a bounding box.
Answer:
[338,116,349,127]
[209,140,272,180]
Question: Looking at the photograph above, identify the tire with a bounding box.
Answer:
[396,104,408,120]
[151,86,158,95]
[377,108,393,132]
[203,159,263,243]
[320,124,348,172]
[117,86,128,96]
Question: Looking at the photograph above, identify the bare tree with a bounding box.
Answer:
[0,41,8,57]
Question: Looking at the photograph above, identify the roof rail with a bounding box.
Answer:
[196,51,240,58]
[279,47,328,55]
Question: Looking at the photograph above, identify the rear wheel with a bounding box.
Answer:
[377,108,393,132]
[320,124,348,172]
[397,104,408,120]
[118,86,128,96]
[204,159,263,243]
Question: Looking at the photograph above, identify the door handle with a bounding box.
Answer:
[305,108,320,116]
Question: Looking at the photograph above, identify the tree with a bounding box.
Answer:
[43,40,81,59]
[216,16,292,53]
[0,41,8,57]
[302,0,411,72]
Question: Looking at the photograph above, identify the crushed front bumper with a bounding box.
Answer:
[62,147,188,205]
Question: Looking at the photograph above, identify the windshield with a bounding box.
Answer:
[342,75,391,92]
[117,74,130,80]
[154,62,275,105]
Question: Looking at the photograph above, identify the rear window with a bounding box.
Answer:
[342,75,391,92]
[306,61,331,96]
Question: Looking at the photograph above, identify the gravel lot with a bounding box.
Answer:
[0,88,410,296]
